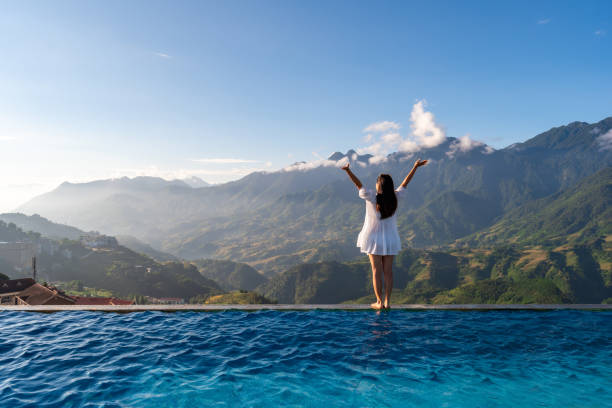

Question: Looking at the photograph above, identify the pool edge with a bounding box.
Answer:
[1,304,611,313]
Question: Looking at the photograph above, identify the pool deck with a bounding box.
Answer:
[1,304,611,312]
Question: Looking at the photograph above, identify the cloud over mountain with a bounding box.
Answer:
[357,100,448,163]
[447,134,494,157]
[596,129,612,151]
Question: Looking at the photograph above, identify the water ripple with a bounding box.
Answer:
[0,310,610,407]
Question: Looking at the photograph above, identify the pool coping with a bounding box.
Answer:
[1,304,611,312]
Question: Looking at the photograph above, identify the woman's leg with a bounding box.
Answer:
[368,254,384,310]
[382,255,394,309]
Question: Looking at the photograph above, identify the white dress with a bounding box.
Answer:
[356,185,407,255]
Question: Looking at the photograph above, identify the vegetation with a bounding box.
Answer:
[459,168,612,248]
[17,118,612,276]
[0,221,222,300]
[0,220,41,242]
[194,259,268,291]
[432,278,573,304]
[55,281,115,298]
[259,244,612,304]
[204,290,276,304]
[1,119,610,304]
[115,235,178,262]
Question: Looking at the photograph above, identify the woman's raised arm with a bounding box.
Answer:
[341,163,362,190]
[399,159,428,188]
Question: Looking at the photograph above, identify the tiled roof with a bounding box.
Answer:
[17,283,76,305]
[0,278,36,294]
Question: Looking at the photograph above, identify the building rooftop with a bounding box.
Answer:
[0,278,35,294]
[17,283,75,305]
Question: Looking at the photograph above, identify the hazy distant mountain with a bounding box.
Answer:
[177,176,211,188]
[0,213,85,240]
[17,117,612,275]
[115,235,179,262]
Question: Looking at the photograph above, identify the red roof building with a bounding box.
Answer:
[1,279,76,306]
[0,278,134,306]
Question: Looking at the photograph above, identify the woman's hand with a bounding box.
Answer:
[342,162,362,189]
[414,159,428,168]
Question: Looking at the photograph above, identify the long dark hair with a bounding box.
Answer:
[376,174,398,219]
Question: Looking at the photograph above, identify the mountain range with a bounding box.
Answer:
[16,117,612,276]
[2,117,610,304]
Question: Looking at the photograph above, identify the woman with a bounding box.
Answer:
[341,159,428,310]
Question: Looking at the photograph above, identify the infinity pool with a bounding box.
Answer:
[1,310,610,407]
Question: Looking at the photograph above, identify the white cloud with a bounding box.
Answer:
[590,127,601,135]
[154,52,172,58]
[336,157,349,167]
[447,134,482,156]
[399,153,416,162]
[381,132,402,145]
[285,99,489,173]
[282,159,343,172]
[191,158,261,164]
[446,133,494,157]
[356,141,384,155]
[398,139,419,153]
[368,155,388,165]
[596,129,612,151]
[363,121,400,133]
[0,136,16,142]
[594,29,606,36]
[537,18,551,25]
[410,100,446,148]
[356,100,447,160]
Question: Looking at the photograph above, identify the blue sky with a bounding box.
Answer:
[0,0,610,211]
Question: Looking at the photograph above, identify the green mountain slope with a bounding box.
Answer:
[257,261,372,304]
[36,242,223,299]
[0,221,222,299]
[256,243,612,304]
[459,167,612,247]
[115,235,179,262]
[194,259,268,291]
[16,117,612,276]
[204,290,275,304]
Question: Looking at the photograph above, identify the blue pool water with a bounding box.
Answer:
[0,310,610,407]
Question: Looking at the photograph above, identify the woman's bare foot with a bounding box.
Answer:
[370,300,383,310]
[383,299,390,310]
